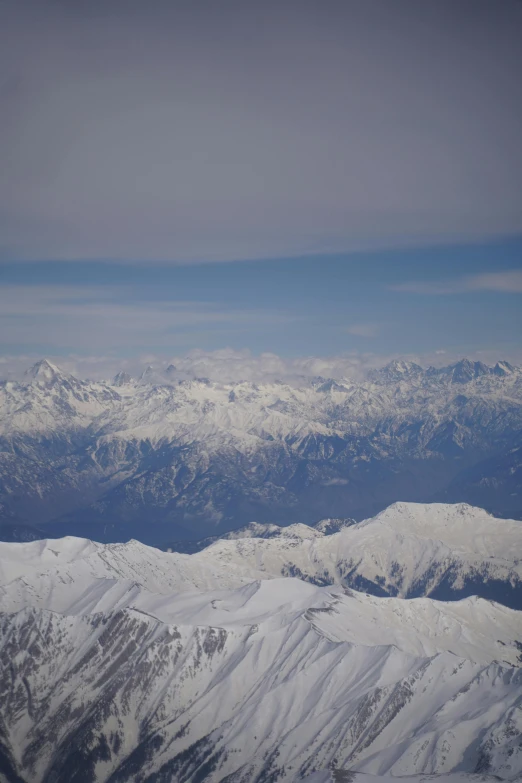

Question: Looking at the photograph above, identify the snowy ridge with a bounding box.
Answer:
[1,500,522,781]
[163,519,338,554]
[4,601,522,782]
[1,583,522,781]
[2,570,521,667]
[0,535,266,600]
[1,502,521,607]
[192,502,522,608]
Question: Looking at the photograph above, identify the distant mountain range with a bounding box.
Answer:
[1,357,521,543]
[1,501,521,782]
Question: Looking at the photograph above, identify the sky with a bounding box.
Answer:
[1,0,521,379]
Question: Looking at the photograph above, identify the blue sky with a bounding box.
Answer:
[1,237,521,378]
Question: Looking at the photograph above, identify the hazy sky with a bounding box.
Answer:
[1,0,521,373]
[3,0,522,262]
[2,239,522,377]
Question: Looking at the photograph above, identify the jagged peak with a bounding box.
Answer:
[113,371,133,387]
[423,358,509,384]
[316,378,350,393]
[369,359,423,382]
[138,365,177,386]
[370,357,519,386]
[451,358,489,371]
[25,359,63,383]
[313,517,356,534]
[493,360,515,376]
[443,358,490,382]
[384,359,423,373]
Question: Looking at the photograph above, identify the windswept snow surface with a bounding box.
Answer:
[0,535,266,603]
[1,502,522,782]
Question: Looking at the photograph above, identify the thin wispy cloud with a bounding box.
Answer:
[391,270,522,295]
[346,323,380,338]
[470,271,522,293]
[0,285,295,351]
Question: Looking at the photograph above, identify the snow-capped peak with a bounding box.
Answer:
[25,358,63,383]
[313,517,356,534]
[493,360,515,376]
[370,360,424,382]
[436,358,491,383]
[366,500,493,526]
[385,359,422,374]
[112,371,133,386]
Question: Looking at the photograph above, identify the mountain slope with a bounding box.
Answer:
[1,500,522,782]
[1,580,522,781]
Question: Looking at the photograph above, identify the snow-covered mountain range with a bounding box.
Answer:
[1,502,521,782]
[161,517,357,555]
[1,358,521,543]
[3,502,518,610]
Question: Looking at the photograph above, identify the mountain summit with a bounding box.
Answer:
[426,358,491,384]
[370,360,423,382]
[25,358,63,383]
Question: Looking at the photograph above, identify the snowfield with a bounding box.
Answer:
[0,502,522,782]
